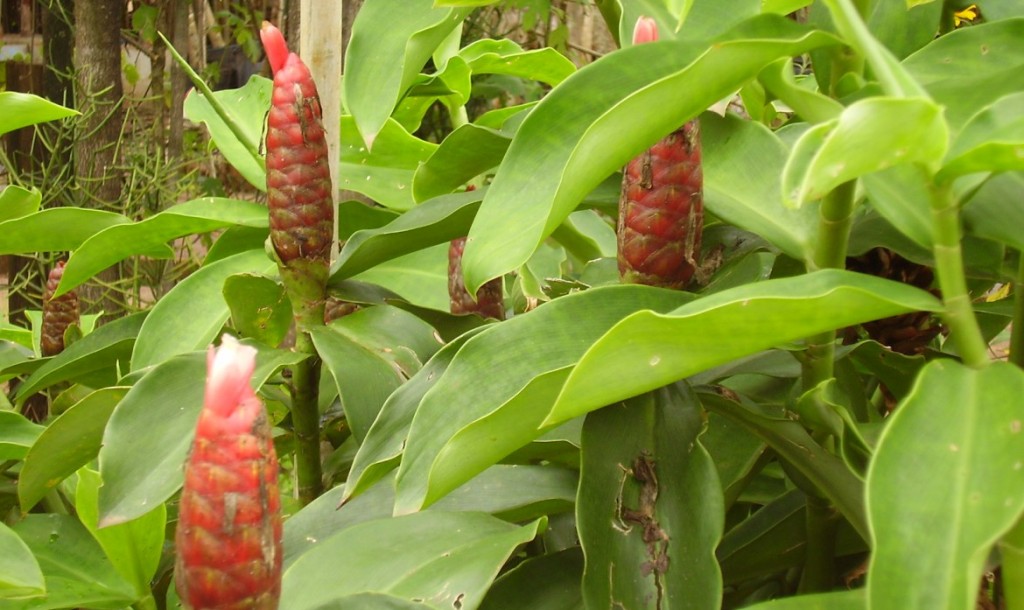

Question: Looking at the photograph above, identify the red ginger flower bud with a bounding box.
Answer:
[261,21,334,265]
[41,260,79,357]
[449,236,505,320]
[175,335,282,610]
[617,17,704,289]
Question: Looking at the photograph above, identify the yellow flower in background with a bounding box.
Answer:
[954,4,979,26]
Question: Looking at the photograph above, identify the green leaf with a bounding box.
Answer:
[963,172,1024,251]
[14,313,144,401]
[0,185,41,222]
[333,189,482,280]
[394,285,693,514]
[131,249,275,371]
[223,273,292,347]
[479,548,583,610]
[0,522,45,599]
[703,113,817,260]
[0,91,77,137]
[413,125,511,202]
[578,384,723,609]
[56,198,268,297]
[343,331,480,503]
[459,38,575,85]
[701,392,869,540]
[939,91,1024,181]
[280,512,543,610]
[75,468,165,598]
[351,245,450,311]
[463,15,838,292]
[551,270,941,425]
[19,388,128,512]
[866,360,1024,610]
[868,0,942,59]
[339,117,438,211]
[183,75,270,191]
[288,465,575,567]
[758,59,843,124]
[902,18,1024,129]
[861,165,935,249]
[0,411,44,461]
[0,209,130,255]
[743,590,865,609]
[98,346,304,526]
[782,97,948,207]
[345,0,473,148]
[9,514,136,609]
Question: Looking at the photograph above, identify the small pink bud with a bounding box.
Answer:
[633,16,659,45]
[260,21,290,75]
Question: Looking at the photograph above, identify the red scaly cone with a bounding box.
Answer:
[449,237,505,320]
[617,17,703,289]
[41,260,79,357]
[448,186,504,319]
[175,336,282,610]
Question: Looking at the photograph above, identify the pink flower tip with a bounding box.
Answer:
[633,16,659,45]
[260,21,290,75]
[205,335,258,417]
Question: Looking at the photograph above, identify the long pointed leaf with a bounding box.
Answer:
[462,15,837,292]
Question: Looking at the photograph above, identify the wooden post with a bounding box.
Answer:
[299,1,343,253]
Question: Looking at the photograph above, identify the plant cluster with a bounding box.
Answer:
[2,0,1024,609]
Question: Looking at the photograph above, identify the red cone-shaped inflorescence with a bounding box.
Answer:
[449,237,505,320]
[175,335,282,610]
[261,21,334,265]
[41,260,79,357]
[617,17,703,289]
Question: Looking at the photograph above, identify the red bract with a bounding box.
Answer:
[449,236,505,320]
[617,17,703,289]
[261,21,334,265]
[41,260,79,357]
[175,336,282,610]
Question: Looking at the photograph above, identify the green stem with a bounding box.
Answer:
[798,494,840,593]
[133,594,159,610]
[291,330,323,505]
[1010,252,1024,369]
[928,178,989,368]
[157,32,263,170]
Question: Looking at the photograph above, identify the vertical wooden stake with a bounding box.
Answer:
[299,1,343,256]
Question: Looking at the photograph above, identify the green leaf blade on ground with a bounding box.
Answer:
[549,270,942,425]
[867,360,1024,610]
[56,198,268,297]
[182,75,270,191]
[19,387,128,512]
[462,15,838,293]
[130,249,275,371]
[280,511,543,610]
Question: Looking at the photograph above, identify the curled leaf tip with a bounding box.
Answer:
[633,16,659,45]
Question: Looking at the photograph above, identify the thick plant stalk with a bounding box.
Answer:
[261,21,332,503]
[617,17,703,289]
[41,260,79,357]
[175,336,282,610]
